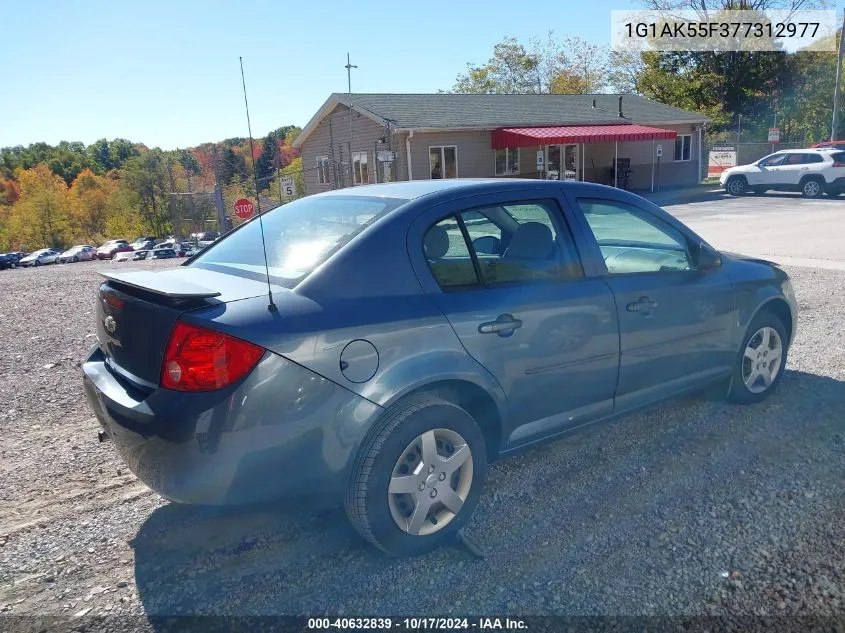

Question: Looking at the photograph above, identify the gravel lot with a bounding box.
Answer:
[1,234,844,625]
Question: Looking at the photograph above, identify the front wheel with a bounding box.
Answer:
[72,256,79,263]
[346,396,487,556]
[801,178,824,199]
[726,176,748,196]
[34,260,41,267]
[727,310,788,404]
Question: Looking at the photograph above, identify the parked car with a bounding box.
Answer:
[183,245,202,258]
[132,250,150,261]
[720,148,845,198]
[19,249,61,266]
[58,245,97,263]
[131,237,158,251]
[174,242,193,257]
[97,240,133,260]
[149,248,176,260]
[83,180,796,556]
[810,140,845,151]
[0,253,13,270]
[112,251,135,263]
[195,231,219,248]
[6,251,27,266]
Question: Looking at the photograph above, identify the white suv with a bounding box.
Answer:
[720,149,845,198]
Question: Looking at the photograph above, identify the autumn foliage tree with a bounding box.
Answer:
[7,165,72,249]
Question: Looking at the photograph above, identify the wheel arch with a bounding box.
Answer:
[379,377,506,463]
[746,297,795,347]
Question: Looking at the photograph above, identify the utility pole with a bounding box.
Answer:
[736,114,742,163]
[211,144,227,234]
[345,53,357,186]
[832,10,845,141]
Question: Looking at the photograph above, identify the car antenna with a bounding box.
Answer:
[240,55,278,313]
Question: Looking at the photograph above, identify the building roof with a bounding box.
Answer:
[293,93,710,148]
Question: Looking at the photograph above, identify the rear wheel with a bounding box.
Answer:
[34,260,41,267]
[727,310,788,404]
[726,176,748,196]
[346,396,487,556]
[801,177,824,199]
[72,256,79,263]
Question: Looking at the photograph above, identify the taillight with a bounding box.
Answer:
[834,161,845,167]
[161,321,264,392]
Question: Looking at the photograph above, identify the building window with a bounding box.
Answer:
[495,148,520,176]
[352,151,369,185]
[316,156,330,184]
[674,135,692,162]
[429,146,458,179]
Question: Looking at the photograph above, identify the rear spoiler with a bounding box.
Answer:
[99,270,221,298]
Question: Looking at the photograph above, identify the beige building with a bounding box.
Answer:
[292,93,709,194]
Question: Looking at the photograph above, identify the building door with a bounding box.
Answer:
[546,145,579,180]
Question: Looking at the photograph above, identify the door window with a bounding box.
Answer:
[577,199,693,274]
[429,146,458,179]
[758,153,787,167]
[784,153,805,165]
[422,200,582,289]
[423,217,479,288]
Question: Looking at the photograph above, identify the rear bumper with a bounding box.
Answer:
[82,346,383,506]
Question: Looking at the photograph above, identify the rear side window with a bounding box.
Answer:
[803,154,824,164]
[831,151,845,164]
[423,199,582,289]
[423,217,480,288]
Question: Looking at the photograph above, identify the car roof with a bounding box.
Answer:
[776,148,832,153]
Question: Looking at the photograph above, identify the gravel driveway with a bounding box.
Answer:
[0,257,843,625]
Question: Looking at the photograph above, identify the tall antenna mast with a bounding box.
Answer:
[239,56,277,313]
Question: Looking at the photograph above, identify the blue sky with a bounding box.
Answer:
[1,0,622,149]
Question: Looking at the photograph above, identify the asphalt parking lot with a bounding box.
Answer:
[0,194,843,627]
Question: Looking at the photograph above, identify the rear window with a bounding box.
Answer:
[191,195,407,287]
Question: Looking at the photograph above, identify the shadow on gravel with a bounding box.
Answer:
[131,370,845,618]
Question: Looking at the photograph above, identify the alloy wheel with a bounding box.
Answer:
[803,180,821,197]
[728,178,746,195]
[387,428,473,536]
[742,326,783,394]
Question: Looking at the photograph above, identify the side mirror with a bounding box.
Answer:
[696,241,722,270]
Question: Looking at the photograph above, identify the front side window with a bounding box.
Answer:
[192,195,407,287]
[429,146,458,179]
[784,153,806,165]
[352,151,369,184]
[758,153,786,167]
[316,156,330,184]
[578,198,692,274]
[674,134,692,161]
[495,148,519,176]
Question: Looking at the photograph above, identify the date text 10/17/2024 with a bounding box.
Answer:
[307,618,528,630]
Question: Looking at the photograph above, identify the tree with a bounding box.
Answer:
[7,165,71,248]
[68,169,117,243]
[219,146,248,186]
[451,33,609,94]
[255,133,278,190]
[122,151,171,237]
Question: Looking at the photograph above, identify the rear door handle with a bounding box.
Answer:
[626,296,658,314]
[479,314,523,335]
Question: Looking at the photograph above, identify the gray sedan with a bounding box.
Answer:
[82,180,796,556]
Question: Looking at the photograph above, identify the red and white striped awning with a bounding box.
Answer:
[492,124,677,149]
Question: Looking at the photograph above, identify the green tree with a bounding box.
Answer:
[122,151,171,237]
[255,132,278,190]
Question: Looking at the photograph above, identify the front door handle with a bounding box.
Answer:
[479,314,523,335]
[626,296,658,315]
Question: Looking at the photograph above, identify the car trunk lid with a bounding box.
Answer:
[96,267,277,389]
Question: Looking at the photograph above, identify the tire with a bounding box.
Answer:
[725,176,748,196]
[34,260,41,267]
[346,395,487,556]
[72,256,79,263]
[800,177,824,199]
[727,310,789,404]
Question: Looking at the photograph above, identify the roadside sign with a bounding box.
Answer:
[233,198,254,219]
[280,178,294,197]
[768,128,780,143]
[656,144,663,157]
[708,146,737,177]
[536,151,544,168]
[377,150,395,162]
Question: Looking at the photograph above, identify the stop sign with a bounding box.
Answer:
[233,198,254,219]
